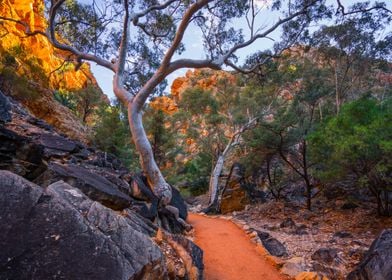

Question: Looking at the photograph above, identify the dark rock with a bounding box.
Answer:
[0,90,11,123]
[159,206,187,234]
[243,182,267,203]
[39,133,78,157]
[73,148,91,159]
[280,217,296,228]
[347,229,392,280]
[256,230,271,241]
[171,234,204,279]
[261,237,288,257]
[27,117,53,131]
[0,126,46,180]
[341,201,359,210]
[128,174,159,220]
[170,186,188,221]
[35,162,132,210]
[311,248,339,265]
[294,224,308,235]
[312,262,342,279]
[0,171,166,280]
[333,231,353,239]
[128,175,189,233]
[88,151,126,171]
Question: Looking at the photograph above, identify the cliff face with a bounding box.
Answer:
[0,0,103,143]
[150,69,237,114]
[0,0,95,89]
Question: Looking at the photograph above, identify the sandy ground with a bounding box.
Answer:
[188,213,285,280]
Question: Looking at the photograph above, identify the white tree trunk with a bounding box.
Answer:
[128,102,172,205]
[208,154,225,205]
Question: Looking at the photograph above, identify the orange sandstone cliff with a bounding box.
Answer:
[0,0,103,142]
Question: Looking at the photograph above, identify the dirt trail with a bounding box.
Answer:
[188,213,285,280]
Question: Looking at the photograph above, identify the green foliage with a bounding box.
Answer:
[53,85,104,123]
[176,153,212,196]
[309,96,392,215]
[6,45,48,87]
[310,96,391,181]
[0,67,40,101]
[143,106,179,171]
[0,46,47,100]
[53,89,76,110]
[92,101,140,170]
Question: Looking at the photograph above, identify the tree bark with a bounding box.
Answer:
[128,102,172,205]
[208,154,225,206]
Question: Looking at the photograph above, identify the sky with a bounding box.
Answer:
[89,0,391,100]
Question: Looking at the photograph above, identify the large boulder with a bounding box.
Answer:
[35,162,132,210]
[347,229,392,280]
[170,186,188,220]
[220,163,249,214]
[256,230,288,257]
[0,171,165,280]
[261,237,288,257]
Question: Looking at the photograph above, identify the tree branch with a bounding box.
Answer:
[161,0,212,68]
[216,0,319,66]
[46,0,115,72]
[113,0,133,104]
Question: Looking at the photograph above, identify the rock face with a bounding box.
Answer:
[220,163,249,214]
[0,92,203,279]
[37,162,132,210]
[0,0,102,143]
[0,171,165,280]
[0,90,11,123]
[347,229,392,280]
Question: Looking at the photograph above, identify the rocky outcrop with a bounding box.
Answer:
[0,0,102,143]
[347,229,392,280]
[21,86,91,142]
[0,171,166,280]
[0,91,203,279]
[0,0,94,89]
[36,162,132,210]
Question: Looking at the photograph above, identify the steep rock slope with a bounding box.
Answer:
[0,90,203,279]
[0,0,104,142]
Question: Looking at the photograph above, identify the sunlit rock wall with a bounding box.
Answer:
[0,0,96,89]
[0,0,104,142]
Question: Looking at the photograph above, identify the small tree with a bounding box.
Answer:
[173,70,264,210]
[92,100,139,170]
[309,96,392,216]
[243,57,332,210]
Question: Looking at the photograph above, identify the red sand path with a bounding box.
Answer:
[188,213,285,280]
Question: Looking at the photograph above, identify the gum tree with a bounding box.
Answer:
[1,0,389,210]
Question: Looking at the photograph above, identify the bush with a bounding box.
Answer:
[309,96,392,216]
